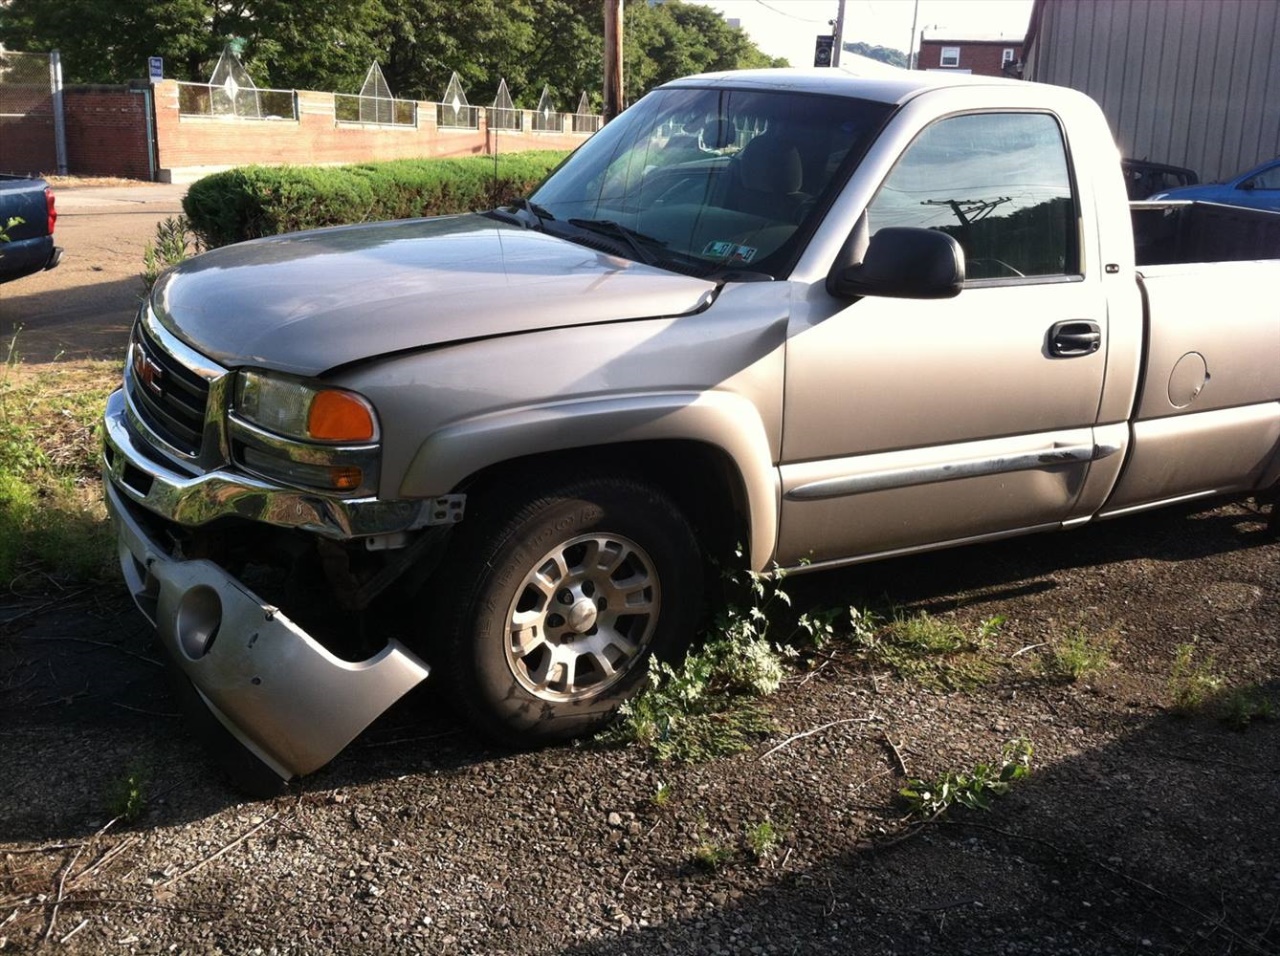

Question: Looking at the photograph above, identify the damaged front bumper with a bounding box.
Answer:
[105,477,431,785]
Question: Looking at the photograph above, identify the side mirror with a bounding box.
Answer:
[1239,179,1256,191]
[827,226,965,300]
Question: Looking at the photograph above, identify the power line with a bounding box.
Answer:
[751,0,830,25]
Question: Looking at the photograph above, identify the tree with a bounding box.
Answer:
[624,1,788,103]
[0,0,390,89]
[0,0,783,107]
[843,41,908,69]
[0,0,214,84]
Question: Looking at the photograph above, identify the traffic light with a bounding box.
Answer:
[814,35,835,68]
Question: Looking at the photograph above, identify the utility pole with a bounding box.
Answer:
[831,0,847,67]
[908,0,921,69]
[603,0,624,123]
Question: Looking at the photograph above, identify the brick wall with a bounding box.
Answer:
[919,40,1022,77]
[152,81,594,183]
[4,79,598,182]
[63,86,153,180]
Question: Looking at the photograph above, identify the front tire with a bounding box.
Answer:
[434,475,702,746]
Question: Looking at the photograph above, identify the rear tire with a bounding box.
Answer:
[433,475,701,746]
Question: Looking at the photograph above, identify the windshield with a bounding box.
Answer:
[529,85,891,279]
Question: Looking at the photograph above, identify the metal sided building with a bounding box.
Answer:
[1023,0,1280,183]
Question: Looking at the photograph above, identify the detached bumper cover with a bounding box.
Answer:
[106,479,430,781]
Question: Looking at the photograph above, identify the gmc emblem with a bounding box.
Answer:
[132,346,164,396]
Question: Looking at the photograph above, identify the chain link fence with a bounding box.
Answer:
[0,50,60,173]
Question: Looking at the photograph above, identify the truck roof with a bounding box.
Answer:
[662,66,1031,106]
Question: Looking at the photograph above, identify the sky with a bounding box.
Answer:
[683,0,1035,66]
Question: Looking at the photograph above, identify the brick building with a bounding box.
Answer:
[916,35,1023,77]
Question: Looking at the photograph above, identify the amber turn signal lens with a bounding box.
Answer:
[329,466,364,490]
[308,391,375,441]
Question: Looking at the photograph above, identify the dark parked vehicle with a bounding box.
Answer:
[0,174,61,283]
[1148,155,1280,210]
[1121,158,1198,201]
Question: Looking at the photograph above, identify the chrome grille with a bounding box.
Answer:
[127,321,210,456]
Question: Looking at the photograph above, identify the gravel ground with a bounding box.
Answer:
[3,497,1278,954]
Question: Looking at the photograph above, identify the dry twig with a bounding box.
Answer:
[883,733,911,777]
[13,635,162,668]
[160,815,278,889]
[1011,642,1048,658]
[43,844,85,942]
[59,917,89,944]
[759,715,879,760]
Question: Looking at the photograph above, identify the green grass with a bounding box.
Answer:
[1219,686,1275,730]
[854,611,1005,690]
[0,344,119,586]
[1168,642,1225,715]
[1037,626,1114,683]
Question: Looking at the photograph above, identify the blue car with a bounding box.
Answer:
[1148,156,1280,210]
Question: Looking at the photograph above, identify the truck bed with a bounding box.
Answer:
[1132,200,1280,266]
[0,174,60,284]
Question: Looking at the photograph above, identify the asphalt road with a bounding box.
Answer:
[0,182,187,362]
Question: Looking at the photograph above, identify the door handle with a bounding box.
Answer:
[1048,320,1101,357]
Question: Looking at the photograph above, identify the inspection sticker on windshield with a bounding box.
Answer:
[702,240,757,263]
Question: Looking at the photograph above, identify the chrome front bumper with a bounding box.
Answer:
[105,477,431,782]
[103,388,453,540]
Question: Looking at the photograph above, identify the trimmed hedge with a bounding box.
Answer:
[183,151,570,248]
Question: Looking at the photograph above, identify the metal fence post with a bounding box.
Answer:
[50,49,68,175]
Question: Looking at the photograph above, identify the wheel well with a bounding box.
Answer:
[456,440,752,566]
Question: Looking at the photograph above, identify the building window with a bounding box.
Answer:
[940,47,960,67]
[1002,48,1016,65]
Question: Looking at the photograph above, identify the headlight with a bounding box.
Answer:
[235,370,377,443]
[230,370,380,495]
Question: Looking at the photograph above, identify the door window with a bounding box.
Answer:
[1244,163,1280,190]
[866,112,1079,280]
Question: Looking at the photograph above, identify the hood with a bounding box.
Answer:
[152,215,718,377]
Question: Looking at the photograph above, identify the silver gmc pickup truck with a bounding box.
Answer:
[103,68,1280,790]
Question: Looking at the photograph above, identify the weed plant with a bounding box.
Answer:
[1037,626,1114,682]
[1219,686,1275,730]
[745,820,782,863]
[899,738,1034,818]
[1168,642,1225,715]
[692,840,732,872]
[142,216,201,290]
[0,214,23,242]
[106,767,148,823]
[612,557,791,761]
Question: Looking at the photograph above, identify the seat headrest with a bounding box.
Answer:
[738,135,803,194]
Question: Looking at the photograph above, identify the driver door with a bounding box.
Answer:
[777,111,1109,567]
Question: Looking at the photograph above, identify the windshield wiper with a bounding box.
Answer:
[512,198,555,227]
[567,218,665,266]
[485,198,555,231]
